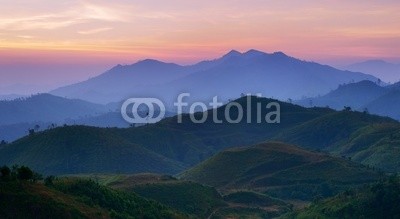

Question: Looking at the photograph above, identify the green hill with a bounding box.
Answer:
[0,126,185,175]
[284,176,400,219]
[74,173,292,219]
[0,176,185,218]
[180,142,382,201]
[103,174,225,218]
[1,96,399,175]
[117,97,332,165]
[273,111,400,172]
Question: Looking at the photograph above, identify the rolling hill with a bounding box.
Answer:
[296,80,387,110]
[363,89,400,120]
[284,176,400,219]
[0,176,185,218]
[0,126,185,175]
[103,173,226,218]
[273,110,400,172]
[0,93,107,126]
[1,96,400,175]
[116,96,333,165]
[180,142,382,201]
[72,173,292,218]
[295,80,400,121]
[50,50,379,104]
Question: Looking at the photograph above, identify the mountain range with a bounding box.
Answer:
[344,60,400,83]
[3,50,393,143]
[296,80,400,120]
[0,93,178,142]
[51,50,379,105]
[0,93,108,126]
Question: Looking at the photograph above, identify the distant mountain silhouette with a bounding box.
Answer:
[50,50,379,105]
[296,80,387,110]
[295,80,400,120]
[344,60,400,83]
[363,90,400,120]
[0,93,107,126]
[51,59,192,103]
[0,94,26,101]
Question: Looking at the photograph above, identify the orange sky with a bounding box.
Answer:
[0,0,399,92]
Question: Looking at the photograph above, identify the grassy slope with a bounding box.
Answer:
[0,126,185,175]
[0,181,104,219]
[96,174,226,218]
[118,97,332,165]
[76,173,292,219]
[273,111,400,172]
[1,97,399,175]
[284,177,400,219]
[0,178,185,219]
[180,142,382,200]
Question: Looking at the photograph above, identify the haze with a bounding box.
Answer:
[1,0,400,94]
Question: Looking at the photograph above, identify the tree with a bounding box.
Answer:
[32,172,43,183]
[17,166,34,181]
[0,140,7,145]
[28,129,35,136]
[45,175,56,186]
[343,106,352,112]
[0,165,11,179]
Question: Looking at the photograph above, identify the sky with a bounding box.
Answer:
[0,0,399,94]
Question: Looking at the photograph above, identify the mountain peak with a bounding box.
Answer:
[244,49,265,56]
[136,59,167,65]
[222,50,242,59]
[272,51,288,57]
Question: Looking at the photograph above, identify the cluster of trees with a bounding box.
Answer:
[286,175,400,218]
[0,165,43,182]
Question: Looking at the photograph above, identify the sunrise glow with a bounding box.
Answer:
[1,0,399,91]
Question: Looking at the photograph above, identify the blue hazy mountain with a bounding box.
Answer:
[51,59,192,104]
[0,93,107,126]
[50,50,379,104]
[362,89,400,120]
[344,60,400,83]
[0,94,26,101]
[296,80,387,110]
[296,80,400,120]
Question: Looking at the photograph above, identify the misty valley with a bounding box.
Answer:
[1,1,400,219]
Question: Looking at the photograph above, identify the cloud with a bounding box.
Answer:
[77,27,113,35]
[17,35,34,39]
[0,14,83,31]
[80,3,128,22]
[0,3,129,31]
